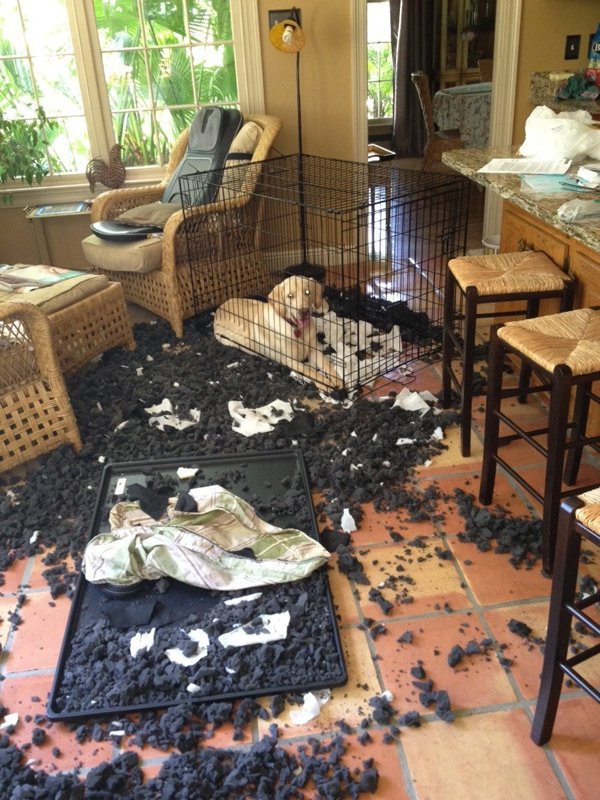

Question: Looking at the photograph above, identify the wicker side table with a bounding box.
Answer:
[0,301,81,474]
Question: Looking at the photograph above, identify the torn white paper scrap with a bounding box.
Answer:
[396,437,415,446]
[419,390,439,405]
[165,647,205,667]
[130,628,155,658]
[289,689,332,724]
[145,398,173,415]
[187,628,210,648]
[224,592,263,606]
[341,508,357,533]
[144,398,200,431]
[392,388,430,414]
[430,426,444,441]
[218,611,290,648]
[166,627,210,666]
[0,712,18,730]
[477,158,571,175]
[177,467,198,480]
[228,399,294,437]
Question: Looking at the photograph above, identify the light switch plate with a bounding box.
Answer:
[565,34,580,60]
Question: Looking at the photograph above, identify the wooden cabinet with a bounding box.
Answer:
[500,203,569,269]
[440,0,495,87]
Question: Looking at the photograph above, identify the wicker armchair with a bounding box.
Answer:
[84,114,282,337]
[0,301,81,474]
[411,72,464,172]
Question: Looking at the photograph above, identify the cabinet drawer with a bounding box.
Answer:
[500,203,569,268]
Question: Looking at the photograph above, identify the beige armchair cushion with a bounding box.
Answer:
[82,233,162,274]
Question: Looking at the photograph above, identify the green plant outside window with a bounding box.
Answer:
[0,0,238,180]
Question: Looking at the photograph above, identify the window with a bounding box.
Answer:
[0,0,260,191]
[367,0,392,122]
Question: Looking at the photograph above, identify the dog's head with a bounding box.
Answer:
[269,276,327,328]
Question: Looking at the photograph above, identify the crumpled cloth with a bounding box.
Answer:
[82,485,329,591]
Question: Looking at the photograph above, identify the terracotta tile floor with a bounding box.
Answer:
[1,357,599,797]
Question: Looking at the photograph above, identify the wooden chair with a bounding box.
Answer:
[441,250,575,457]
[0,301,81,474]
[82,114,282,337]
[531,488,600,744]
[410,71,464,172]
[479,308,600,574]
[477,59,494,82]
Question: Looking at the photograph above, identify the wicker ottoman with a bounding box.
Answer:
[1,301,82,474]
[0,267,135,376]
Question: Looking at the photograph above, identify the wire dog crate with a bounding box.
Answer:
[181,155,469,392]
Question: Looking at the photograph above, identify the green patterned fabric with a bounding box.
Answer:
[83,485,329,591]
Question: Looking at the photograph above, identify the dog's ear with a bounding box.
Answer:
[311,281,328,312]
[268,280,287,314]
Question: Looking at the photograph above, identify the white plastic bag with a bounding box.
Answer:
[520,106,597,160]
[557,198,600,222]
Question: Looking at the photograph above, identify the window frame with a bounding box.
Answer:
[366,0,393,128]
[5,0,264,205]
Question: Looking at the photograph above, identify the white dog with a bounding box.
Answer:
[214,276,341,387]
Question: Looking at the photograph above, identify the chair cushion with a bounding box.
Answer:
[116,201,182,228]
[82,233,162,274]
[0,264,109,314]
[498,307,600,377]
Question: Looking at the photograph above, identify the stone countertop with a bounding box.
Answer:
[442,148,600,254]
[528,71,600,116]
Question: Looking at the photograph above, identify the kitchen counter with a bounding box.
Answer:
[442,147,600,254]
[443,147,600,438]
[528,71,600,117]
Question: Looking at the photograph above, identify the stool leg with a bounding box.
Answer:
[561,278,576,313]
[459,287,478,457]
[517,297,540,404]
[531,503,581,745]
[479,325,504,505]
[563,383,590,487]
[441,267,457,409]
[542,365,573,575]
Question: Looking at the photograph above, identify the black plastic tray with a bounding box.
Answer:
[47,449,347,721]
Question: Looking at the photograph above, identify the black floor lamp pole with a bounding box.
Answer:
[296,49,309,268]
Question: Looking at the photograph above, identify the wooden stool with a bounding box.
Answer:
[479,308,600,574]
[531,487,600,745]
[1,301,81,474]
[441,250,574,456]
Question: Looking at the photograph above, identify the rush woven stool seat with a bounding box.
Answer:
[479,307,600,574]
[441,250,575,457]
[531,487,600,745]
[0,301,82,474]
